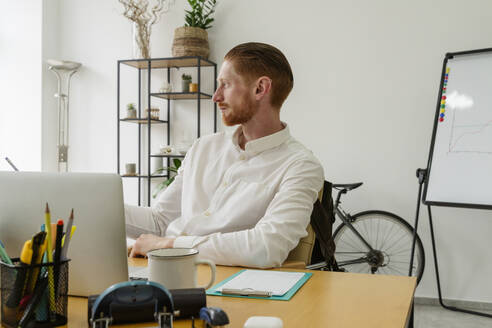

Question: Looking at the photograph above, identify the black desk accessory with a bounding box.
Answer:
[89,281,174,328]
[88,281,208,327]
[198,307,230,327]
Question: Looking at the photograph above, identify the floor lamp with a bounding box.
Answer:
[47,59,82,172]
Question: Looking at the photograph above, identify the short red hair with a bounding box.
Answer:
[224,42,294,109]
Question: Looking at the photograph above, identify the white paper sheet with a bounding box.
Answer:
[219,270,305,296]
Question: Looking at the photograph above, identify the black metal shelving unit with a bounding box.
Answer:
[117,56,217,206]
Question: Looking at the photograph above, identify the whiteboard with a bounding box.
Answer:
[424,49,492,209]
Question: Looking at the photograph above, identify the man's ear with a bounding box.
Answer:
[255,76,272,100]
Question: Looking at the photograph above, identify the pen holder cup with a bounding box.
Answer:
[0,258,70,328]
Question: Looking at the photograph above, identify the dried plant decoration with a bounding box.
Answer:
[119,0,175,58]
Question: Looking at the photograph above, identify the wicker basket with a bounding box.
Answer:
[172,26,209,59]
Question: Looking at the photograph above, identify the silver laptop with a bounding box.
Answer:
[0,171,129,296]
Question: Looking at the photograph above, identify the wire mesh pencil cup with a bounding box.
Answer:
[0,258,69,328]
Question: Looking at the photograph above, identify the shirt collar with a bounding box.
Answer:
[231,122,290,154]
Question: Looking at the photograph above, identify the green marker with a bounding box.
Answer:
[0,240,13,265]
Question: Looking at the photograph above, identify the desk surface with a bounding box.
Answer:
[66,258,416,328]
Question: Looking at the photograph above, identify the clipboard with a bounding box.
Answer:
[206,269,312,301]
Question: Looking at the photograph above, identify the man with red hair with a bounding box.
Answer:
[126,42,323,268]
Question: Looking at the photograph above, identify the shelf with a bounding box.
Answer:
[120,118,168,124]
[121,174,169,178]
[150,154,185,158]
[151,92,213,100]
[118,55,217,206]
[120,56,215,69]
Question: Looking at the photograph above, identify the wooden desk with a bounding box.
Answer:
[67,259,416,328]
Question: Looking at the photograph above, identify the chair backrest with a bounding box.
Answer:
[284,186,325,265]
[285,223,316,265]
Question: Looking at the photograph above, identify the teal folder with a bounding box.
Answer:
[206,269,312,301]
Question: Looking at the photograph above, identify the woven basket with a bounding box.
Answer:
[172,26,209,59]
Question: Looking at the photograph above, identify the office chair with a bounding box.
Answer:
[284,181,336,269]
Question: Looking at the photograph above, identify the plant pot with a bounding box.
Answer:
[189,83,198,92]
[182,80,191,92]
[127,108,137,119]
[172,26,209,59]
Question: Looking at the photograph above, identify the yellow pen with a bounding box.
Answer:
[20,240,33,264]
[45,203,56,322]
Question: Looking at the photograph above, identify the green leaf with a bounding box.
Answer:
[184,0,216,28]
[172,158,182,168]
[152,182,166,198]
[152,166,178,175]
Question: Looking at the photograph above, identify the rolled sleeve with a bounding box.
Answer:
[173,235,198,248]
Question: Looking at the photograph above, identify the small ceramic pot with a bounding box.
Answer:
[189,83,198,92]
[182,80,191,93]
[159,82,173,93]
[125,163,136,176]
[127,109,137,119]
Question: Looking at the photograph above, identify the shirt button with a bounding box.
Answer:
[204,211,211,216]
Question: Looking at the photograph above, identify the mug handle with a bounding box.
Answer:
[195,259,216,290]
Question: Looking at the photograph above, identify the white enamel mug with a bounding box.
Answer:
[147,248,216,289]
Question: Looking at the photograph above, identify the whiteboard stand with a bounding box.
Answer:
[409,47,492,320]
[409,168,492,319]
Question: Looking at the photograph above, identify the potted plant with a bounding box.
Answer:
[172,0,217,59]
[181,74,192,92]
[126,103,137,118]
[152,158,182,198]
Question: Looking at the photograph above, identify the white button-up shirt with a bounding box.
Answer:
[125,124,324,268]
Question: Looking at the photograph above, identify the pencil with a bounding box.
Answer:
[61,209,74,260]
[44,203,56,322]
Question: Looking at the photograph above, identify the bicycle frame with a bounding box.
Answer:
[333,188,378,267]
[334,206,376,266]
[335,207,374,251]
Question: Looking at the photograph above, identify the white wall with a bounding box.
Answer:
[0,1,42,171]
[42,0,492,302]
[41,0,60,171]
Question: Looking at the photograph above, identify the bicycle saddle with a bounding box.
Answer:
[332,182,363,191]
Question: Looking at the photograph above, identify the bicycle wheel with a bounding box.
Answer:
[333,210,425,283]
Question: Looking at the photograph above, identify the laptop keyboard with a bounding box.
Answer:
[128,266,149,281]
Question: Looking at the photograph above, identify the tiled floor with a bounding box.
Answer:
[414,304,492,328]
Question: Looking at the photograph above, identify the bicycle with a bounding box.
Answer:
[307,182,425,283]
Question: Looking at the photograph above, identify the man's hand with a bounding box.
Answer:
[129,234,176,258]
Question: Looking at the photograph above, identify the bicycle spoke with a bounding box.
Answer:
[337,235,364,253]
[376,218,381,249]
[384,265,407,276]
[336,251,366,254]
[336,227,371,253]
[379,219,398,250]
